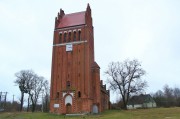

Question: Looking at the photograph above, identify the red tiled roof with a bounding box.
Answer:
[57,11,86,28]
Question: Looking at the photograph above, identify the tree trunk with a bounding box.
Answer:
[20,92,24,111]
[31,103,36,112]
[123,103,127,110]
[29,94,36,112]
[45,97,48,112]
[27,96,30,112]
[122,95,128,110]
[122,100,127,110]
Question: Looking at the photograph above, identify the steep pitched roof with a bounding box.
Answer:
[57,11,86,28]
[92,62,100,69]
[128,94,155,105]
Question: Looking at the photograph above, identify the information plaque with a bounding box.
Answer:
[66,44,73,51]
[54,104,59,108]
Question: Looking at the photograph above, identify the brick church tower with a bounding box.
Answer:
[50,4,110,114]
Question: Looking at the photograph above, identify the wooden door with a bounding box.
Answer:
[66,103,72,114]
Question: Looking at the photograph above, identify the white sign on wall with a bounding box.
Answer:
[54,104,60,108]
[66,44,73,51]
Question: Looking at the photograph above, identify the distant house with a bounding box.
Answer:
[127,94,157,109]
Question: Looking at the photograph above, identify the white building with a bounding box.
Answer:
[127,94,157,109]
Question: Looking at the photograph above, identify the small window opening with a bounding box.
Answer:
[78,91,81,98]
[59,33,62,43]
[73,31,76,41]
[67,81,70,89]
[64,33,67,42]
[78,31,81,41]
[68,32,71,42]
[56,92,59,98]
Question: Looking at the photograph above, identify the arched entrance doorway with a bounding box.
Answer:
[92,105,98,114]
[65,94,73,114]
[66,103,72,114]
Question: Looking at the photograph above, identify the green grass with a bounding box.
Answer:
[1,107,180,119]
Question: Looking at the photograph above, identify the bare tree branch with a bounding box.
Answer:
[105,59,147,109]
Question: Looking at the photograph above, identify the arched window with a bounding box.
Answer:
[65,95,72,105]
[64,33,67,42]
[67,81,70,89]
[78,31,81,41]
[73,31,76,41]
[68,32,71,42]
[59,33,62,43]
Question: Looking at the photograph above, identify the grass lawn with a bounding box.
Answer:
[0,107,180,119]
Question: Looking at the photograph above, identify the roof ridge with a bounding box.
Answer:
[65,11,86,16]
[57,10,86,28]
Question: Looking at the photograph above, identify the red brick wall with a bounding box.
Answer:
[50,5,109,114]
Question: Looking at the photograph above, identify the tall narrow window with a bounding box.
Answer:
[73,31,76,41]
[68,32,71,42]
[64,33,67,42]
[59,33,62,43]
[56,92,59,98]
[78,31,81,41]
[67,81,70,89]
[78,91,81,98]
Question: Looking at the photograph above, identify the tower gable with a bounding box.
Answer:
[56,12,86,28]
[55,4,92,29]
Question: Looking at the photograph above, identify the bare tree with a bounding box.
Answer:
[105,59,147,109]
[27,75,47,112]
[152,90,166,107]
[163,84,173,99]
[153,85,180,107]
[173,87,180,100]
[14,70,35,111]
[42,80,50,112]
[163,84,174,107]
[173,87,180,106]
[15,70,48,112]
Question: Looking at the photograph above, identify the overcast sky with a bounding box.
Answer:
[0,0,180,102]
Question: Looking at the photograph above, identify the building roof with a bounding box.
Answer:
[92,62,100,69]
[128,94,155,105]
[57,11,86,28]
